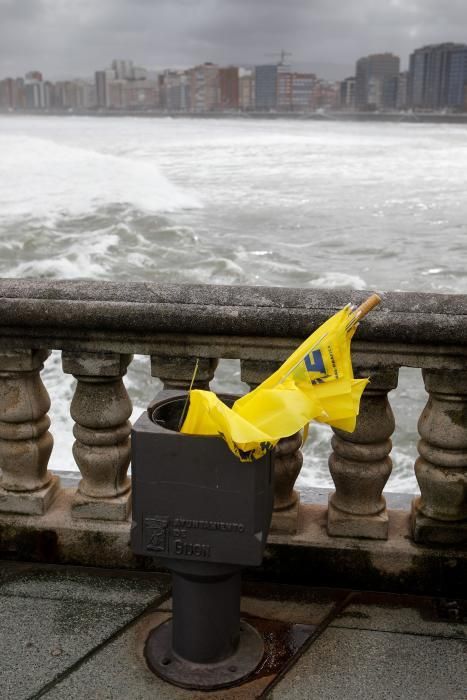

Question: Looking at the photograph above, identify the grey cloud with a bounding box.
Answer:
[1,0,467,79]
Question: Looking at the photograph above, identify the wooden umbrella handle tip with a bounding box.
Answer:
[354,293,382,320]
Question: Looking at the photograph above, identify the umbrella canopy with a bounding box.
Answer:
[181,295,380,461]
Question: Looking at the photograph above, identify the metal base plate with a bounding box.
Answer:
[145,618,264,690]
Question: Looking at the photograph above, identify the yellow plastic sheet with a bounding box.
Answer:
[181,305,369,461]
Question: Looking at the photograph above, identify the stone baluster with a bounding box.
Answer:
[327,368,399,539]
[412,369,467,545]
[0,349,59,515]
[62,352,133,521]
[150,355,218,391]
[240,359,303,534]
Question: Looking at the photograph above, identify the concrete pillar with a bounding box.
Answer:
[62,351,133,521]
[0,349,59,514]
[150,355,218,390]
[241,359,302,534]
[327,368,399,539]
[412,369,467,545]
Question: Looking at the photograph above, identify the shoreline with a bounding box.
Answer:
[2,109,467,124]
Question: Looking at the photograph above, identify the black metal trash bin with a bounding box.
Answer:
[131,390,274,689]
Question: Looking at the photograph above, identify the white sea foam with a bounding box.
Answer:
[308,272,367,289]
[43,352,76,472]
[191,256,247,284]
[421,268,443,275]
[4,228,125,279]
[0,134,201,219]
[387,447,420,494]
[10,254,107,279]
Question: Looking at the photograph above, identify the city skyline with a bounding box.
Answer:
[1,0,467,80]
[3,42,467,114]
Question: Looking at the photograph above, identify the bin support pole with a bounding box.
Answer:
[145,561,264,690]
[172,567,241,663]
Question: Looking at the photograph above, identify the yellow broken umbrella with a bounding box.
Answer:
[181,294,381,461]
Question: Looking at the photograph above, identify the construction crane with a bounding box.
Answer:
[264,49,292,66]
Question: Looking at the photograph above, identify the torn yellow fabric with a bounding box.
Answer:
[181,389,275,461]
[181,305,369,461]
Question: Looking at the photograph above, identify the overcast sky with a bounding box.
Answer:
[1,0,467,80]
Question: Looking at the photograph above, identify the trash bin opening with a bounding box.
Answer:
[151,397,185,431]
[151,394,236,433]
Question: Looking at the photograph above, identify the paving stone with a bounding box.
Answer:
[0,565,170,605]
[0,561,33,584]
[270,626,467,700]
[241,582,348,625]
[331,591,467,640]
[158,583,345,626]
[0,596,147,700]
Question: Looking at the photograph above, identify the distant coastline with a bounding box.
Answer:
[2,109,467,124]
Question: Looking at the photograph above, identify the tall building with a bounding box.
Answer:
[159,70,189,111]
[80,80,97,109]
[218,66,239,110]
[408,43,467,110]
[310,80,340,110]
[111,59,134,80]
[25,70,43,82]
[355,53,400,110]
[24,78,48,109]
[95,71,108,107]
[187,63,219,112]
[123,79,159,108]
[21,70,47,109]
[290,73,316,111]
[396,71,409,110]
[132,66,148,81]
[53,81,75,109]
[277,71,316,111]
[0,79,11,108]
[381,75,399,110]
[254,65,278,110]
[239,70,254,111]
[277,69,293,110]
[107,79,127,109]
[340,77,356,109]
[0,77,25,109]
[53,80,96,110]
[95,69,116,108]
[448,48,467,109]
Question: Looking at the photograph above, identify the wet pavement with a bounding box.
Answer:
[0,561,465,699]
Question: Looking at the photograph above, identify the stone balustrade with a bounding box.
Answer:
[62,351,133,520]
[0,280,465,585]
[0,349,58,514]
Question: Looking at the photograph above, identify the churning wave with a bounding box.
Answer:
[308,272,367,289]
[0,134,201,220]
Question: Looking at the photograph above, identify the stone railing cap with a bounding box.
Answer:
[0,279,466,346]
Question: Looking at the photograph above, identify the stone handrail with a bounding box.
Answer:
[0,279,466,565]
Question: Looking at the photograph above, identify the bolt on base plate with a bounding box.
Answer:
[145,619,264,690]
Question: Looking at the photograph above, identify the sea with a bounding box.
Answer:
[1,114,466,495]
